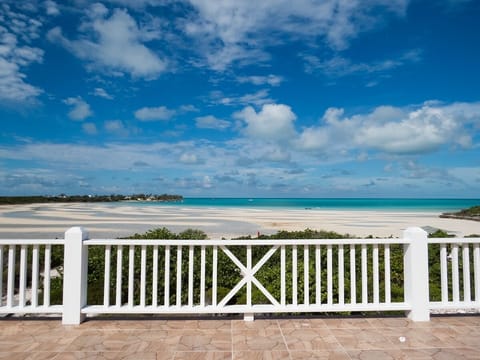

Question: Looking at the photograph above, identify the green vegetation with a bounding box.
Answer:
[50,228,417,307]
[440,205,480,221]
[0,194,183,205]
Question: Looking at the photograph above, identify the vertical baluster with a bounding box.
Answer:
[338,245,344,305]
[361,244,367,304]
[188,245,194,307]
[281,245,286,306]
[104,245,111,307]
[140,245,147,307]
[31,245,39,308]
[152,245,158,306]
[327,245,332,305]
[128,245,135,307]
[164,245,170,307]
[384,244,391,303]
[304,245,309,305]
[350,244,356,304]
[7,245,16,308]
[474,244,480,303]
[212,246,218,306]
[200,245,206,306]
[452,244,460,303]
[19,245,27,308]
[116,245,123,307]
[43,245,51,307]
[373,244,379,304]
[0,245,3,305]
[440,244,448,302]
[176,246,182,307]
[315,245,321,305]
[463,244,471,302]
[247,245,252,307]
[292,245,297,306]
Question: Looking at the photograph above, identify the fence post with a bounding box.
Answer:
[403,227,430,321]
[62,227,89,325]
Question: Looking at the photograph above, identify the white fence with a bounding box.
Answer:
[1,227,480,325]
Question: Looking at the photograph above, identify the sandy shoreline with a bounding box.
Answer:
[1,202,480,239]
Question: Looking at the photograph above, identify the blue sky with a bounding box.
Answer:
[1,0,480,197]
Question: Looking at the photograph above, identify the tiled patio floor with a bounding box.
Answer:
[0,315,479,359]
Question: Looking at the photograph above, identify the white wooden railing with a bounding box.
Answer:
[428,238,480,310]
[1,227,480,325]
[0,239,64,314]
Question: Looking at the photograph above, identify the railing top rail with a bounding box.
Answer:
[0,239,65,245]
[84,238,410,246]
[427,237,480,244]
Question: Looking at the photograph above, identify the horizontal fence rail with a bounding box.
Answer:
[1,227,480,324]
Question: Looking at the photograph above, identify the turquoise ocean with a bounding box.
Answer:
[126,198,480,212]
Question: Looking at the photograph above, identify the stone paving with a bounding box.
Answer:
[0,315,479,359]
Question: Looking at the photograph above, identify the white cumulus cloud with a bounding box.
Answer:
[92,87,113,99]
[195,115,230,130]
[237,74,283,86]
[44,0,60,16]
[183,0,408,70]
[47,5,167,79]
[135,106,175,121]
[235,103,297,141]
[0,7,44,102]
[297,101,480,156]
[64,96,92,120]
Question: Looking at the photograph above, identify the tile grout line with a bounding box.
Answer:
[327,324,354,360]
[276,319,293,360]
[231,320,234,360]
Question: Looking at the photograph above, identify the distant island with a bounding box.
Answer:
[440,205,480,222]
[0,194,183,205]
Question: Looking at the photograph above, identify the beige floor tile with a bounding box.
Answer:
[64,330,152,352]
[232,329,287,351]
[400,347,480,359]
[176,330,231,351]
[182,320,232,330]
[232,320,279,331]
[0,333,38,352]
[0,352,58,360]
[381,328,450,349]
[233,350,291,360]
[289,350,351,359]
[277,318,328,329]
[282,328,342,351]
[51,352,159,359]
[430,315,480,327]
[347,349,405,359]
[330,328,397,350]
[173,351,232,360]
[1,316,480,360]
[323,318,375,329]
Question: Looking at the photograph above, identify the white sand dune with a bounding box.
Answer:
[1,202,479,239]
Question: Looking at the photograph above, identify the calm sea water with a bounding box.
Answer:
[125,198,480,212]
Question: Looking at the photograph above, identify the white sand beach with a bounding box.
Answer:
[1,202,480,239]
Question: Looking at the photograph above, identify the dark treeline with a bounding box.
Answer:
[440,205,480,222]
[0,194,183,205]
